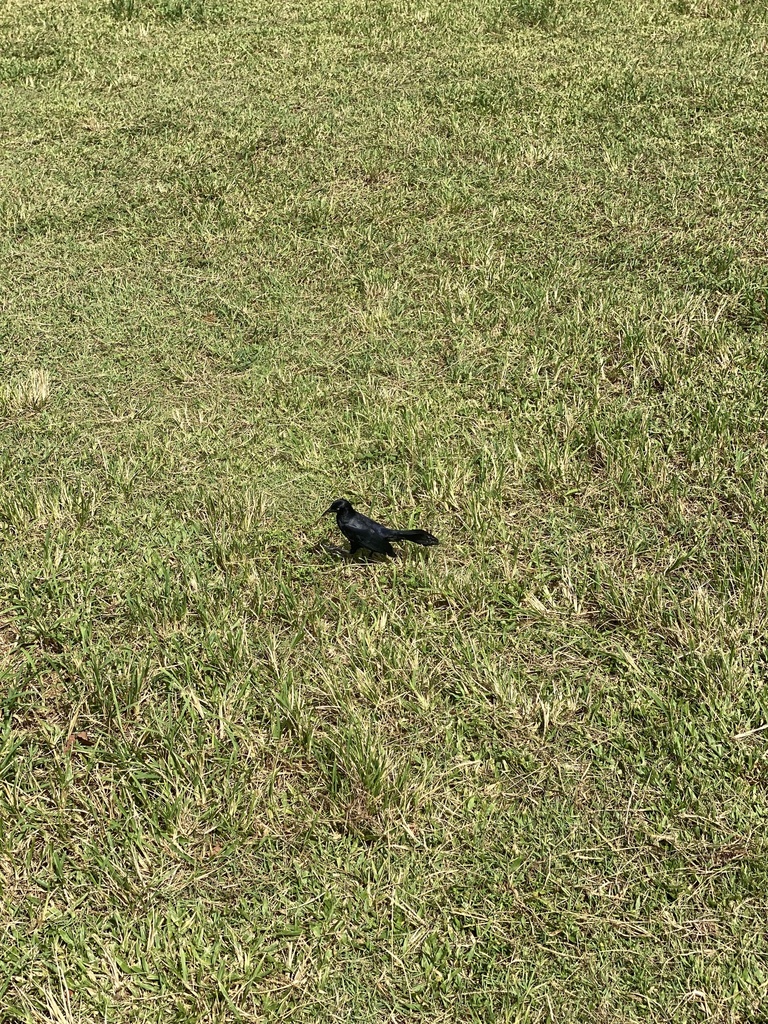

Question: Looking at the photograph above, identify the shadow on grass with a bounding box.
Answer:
[309,541,437,565]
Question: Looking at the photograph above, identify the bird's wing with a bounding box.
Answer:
[347,511,390,536]
[344,512,365,531]
[347,512,405,546]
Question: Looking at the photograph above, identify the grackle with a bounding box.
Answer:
[321,499,439,557]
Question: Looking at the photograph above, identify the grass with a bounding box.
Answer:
[1,0,768,1020]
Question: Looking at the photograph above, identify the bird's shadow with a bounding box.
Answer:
[310,541,429,564]
[311,541,350,559]
[310,541,383,563]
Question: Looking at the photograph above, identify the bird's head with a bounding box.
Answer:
[322,498,351,516]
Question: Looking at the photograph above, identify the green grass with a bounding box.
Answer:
[1,0,768,1020]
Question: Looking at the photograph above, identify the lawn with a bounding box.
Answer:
[1,0,768,1020]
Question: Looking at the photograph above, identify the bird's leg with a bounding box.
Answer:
[348,540,360,556]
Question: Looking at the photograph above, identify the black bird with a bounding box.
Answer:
[321,499,439,557]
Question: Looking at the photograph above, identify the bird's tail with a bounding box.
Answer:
[390,529,439,547]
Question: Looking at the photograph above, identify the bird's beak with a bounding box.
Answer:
[315,504,335,524]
